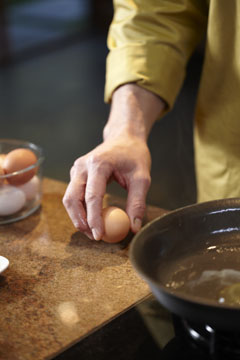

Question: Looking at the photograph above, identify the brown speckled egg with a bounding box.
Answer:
[102,206,130,243]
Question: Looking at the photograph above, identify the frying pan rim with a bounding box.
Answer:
[130,197,240,312]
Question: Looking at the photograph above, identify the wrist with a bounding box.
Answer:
[103,84,166,142]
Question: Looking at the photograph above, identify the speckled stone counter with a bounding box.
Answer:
[0,178,167,360]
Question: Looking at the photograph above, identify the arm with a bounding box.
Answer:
[63,0,208,240]
[63,84,165,240]
[105,0,208,108]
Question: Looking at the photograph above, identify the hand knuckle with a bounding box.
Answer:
[62,195,72,208]
[87,154,111,173]
[87,153,102,166]
[135,173,151,187]
[143,175,151,188]
[73,158,85,171]
[132,201,146,214]
[85,189,97,204]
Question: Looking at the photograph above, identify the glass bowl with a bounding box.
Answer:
[0,139,44,224]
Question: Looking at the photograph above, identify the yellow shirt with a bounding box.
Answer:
[105,0,240,203]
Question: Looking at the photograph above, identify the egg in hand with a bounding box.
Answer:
[102,206,130,243]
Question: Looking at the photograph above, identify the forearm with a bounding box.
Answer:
[103,84,166,142]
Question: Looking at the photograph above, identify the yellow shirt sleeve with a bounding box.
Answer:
[105,0,208,110]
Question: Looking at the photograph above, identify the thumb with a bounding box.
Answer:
[126,173,151,233]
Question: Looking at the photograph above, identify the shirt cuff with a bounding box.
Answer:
[104,43,186,111]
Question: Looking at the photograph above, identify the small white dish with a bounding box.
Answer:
[0,256,9,274]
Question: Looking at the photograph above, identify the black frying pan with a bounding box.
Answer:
[130,198,240,331]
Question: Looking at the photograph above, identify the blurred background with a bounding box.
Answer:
[0,0,203,210]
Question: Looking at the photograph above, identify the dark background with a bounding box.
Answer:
[0,0,203,210]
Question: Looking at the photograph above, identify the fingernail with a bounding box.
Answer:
[74,222,81,229]
[92,228,102,241]
[133,218,142,233]
[74,219,87,230]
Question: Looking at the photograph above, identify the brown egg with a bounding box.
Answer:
[102,206,130,243]
[0,154,6,166]
[3,148,38,185]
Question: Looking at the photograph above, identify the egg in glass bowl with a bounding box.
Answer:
[0,139,44,224]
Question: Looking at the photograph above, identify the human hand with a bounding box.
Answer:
[63,84,165,241]
[63,133,151,240]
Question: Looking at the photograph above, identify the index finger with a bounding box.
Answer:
[85,170,108,240]
[63,173,88,231]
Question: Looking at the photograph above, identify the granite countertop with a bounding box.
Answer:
[0,178,167,360]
